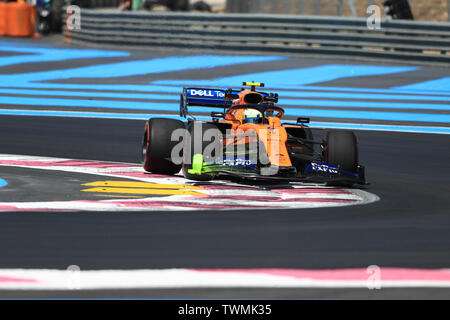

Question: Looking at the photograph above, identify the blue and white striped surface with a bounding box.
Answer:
[0,40,449,134]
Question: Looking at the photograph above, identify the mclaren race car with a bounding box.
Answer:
[142,82,367,186]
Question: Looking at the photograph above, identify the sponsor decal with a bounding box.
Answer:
[309,162,339,174]
[187,89,225,98]
[222,158,256,168]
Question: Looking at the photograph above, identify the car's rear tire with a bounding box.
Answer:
[324,130,358,186]
[182,122,221,181]
[142,118,185,174]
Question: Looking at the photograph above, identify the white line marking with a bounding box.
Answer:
[0,268,449,290]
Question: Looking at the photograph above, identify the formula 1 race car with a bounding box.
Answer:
[142,82,367,186]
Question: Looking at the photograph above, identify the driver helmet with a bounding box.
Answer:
[243,109,263,124]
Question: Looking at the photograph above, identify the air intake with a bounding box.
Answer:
[244,93,263,104]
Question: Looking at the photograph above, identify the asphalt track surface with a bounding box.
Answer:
[0,116,449,298]
[0,37,449,298]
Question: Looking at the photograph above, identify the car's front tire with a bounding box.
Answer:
[142,118,185,174]
[324,130,358,186]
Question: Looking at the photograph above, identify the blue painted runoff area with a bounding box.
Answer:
[0,178,7,189]
[394,77,450,91]
[0,109,449,135]
[0,55,285,84]
[294,85,450,97]
[2,81,449,98]
[0,41,449,135]
[0,44,129,67]
[153,65,418,87]
[1,92,449,112]
[0,97,449,123]
[1,87,450,103]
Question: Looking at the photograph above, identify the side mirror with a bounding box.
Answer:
[211,112,225,119]
[264,93,278,103]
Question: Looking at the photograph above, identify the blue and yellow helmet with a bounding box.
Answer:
[243,109,263,123]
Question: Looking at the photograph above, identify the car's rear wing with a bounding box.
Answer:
[180,87,278,118]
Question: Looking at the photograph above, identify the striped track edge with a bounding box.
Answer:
[0,154,379,212]
[0,268,449,290]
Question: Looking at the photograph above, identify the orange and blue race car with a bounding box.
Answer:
[142,82,367,187]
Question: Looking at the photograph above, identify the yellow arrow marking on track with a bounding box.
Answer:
[82,181,203,190]
[81,181,207,196]
[81,187,205,196]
